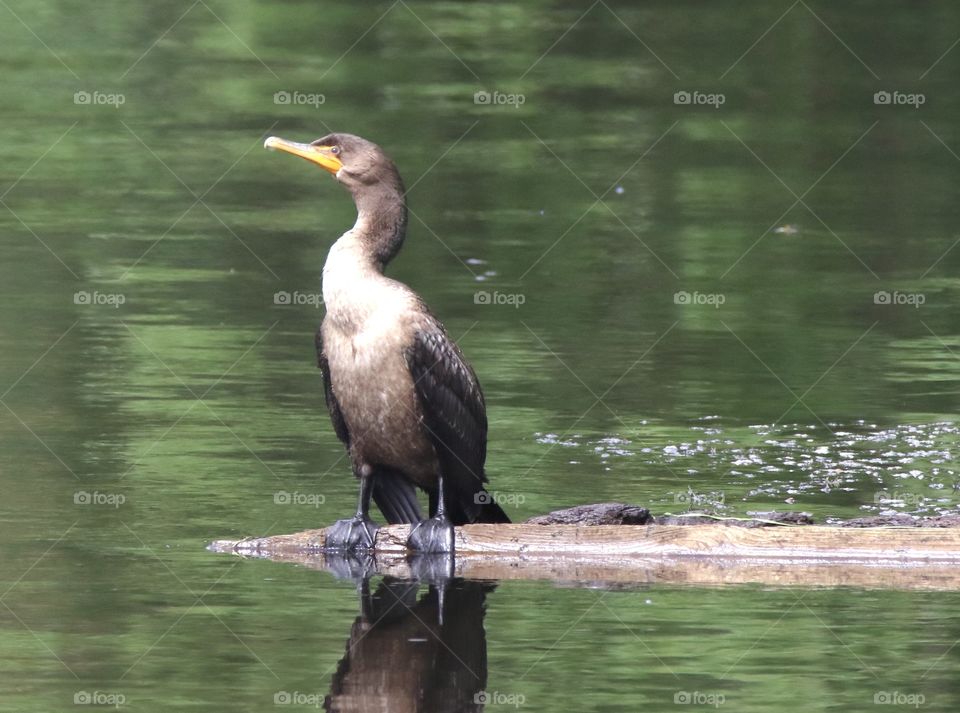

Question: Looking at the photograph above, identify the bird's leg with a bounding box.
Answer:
[324,465,381,552]
[406,474,455,554]
[358,575,373,618]
[406,554,455,626]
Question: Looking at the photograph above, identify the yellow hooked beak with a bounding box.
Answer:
[264,136,343,175]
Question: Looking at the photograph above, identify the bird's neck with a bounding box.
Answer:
[322,185,408,329]
[347,182,408,272]
[321,236,383,333]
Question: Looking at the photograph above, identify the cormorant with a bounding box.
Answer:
[264,132,510,553]
[324,575,494,712]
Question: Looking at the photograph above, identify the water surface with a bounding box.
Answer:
[2,1,960,710]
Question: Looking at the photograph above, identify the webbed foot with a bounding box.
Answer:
[324,516,380,552]
[406,515,455,554]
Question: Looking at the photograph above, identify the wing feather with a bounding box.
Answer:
[316,328,350,446]
[406,326,489,524]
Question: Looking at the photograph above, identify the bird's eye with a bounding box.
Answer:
[330,146,341,155]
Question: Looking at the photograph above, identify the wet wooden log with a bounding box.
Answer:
[210,521,960,561]
[208,519,960,591]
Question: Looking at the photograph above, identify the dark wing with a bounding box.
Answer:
[407,326,508,525]
[316,328,350,446]
[317,328,422,525]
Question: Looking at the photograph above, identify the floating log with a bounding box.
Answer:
[208,511,960,591]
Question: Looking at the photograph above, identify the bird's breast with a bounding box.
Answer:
[322,305,437,483]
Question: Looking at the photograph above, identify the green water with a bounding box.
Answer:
[2,0,960,710]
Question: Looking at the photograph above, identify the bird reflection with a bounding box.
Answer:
[324,555,495,712]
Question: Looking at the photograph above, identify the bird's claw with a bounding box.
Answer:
[406,515,455,554]
[324,516,380,552]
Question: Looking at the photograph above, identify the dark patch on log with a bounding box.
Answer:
[525,502,651,526]
[839,514,960,528]
[525,503,815,528]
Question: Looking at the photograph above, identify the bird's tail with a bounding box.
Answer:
[473,490,511,524]
[444,485,512,525]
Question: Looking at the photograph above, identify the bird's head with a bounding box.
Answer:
[264,132,402,195]
[264,132,408,265]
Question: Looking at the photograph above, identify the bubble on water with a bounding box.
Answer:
[535,432,579,447]
[532,421,959,517]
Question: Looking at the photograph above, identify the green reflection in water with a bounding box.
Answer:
[2,1,960,710]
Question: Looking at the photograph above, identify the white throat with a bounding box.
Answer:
[322,232,390,333]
